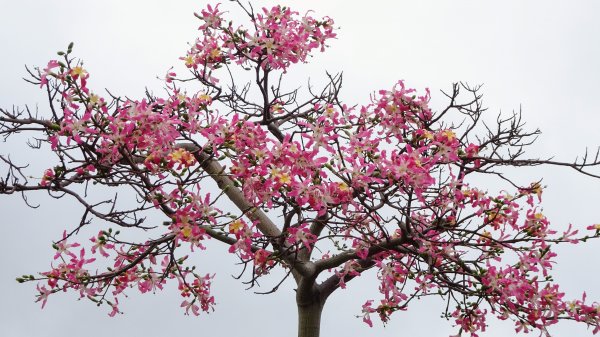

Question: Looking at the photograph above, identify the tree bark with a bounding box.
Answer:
[297,301,324,337]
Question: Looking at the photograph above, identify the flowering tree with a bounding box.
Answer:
[2,2,600,337]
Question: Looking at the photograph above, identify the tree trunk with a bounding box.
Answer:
[297,301,324,337]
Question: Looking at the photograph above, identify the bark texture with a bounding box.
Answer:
[297,301,324,337]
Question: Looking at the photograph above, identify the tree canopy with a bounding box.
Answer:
[2,2,600,337]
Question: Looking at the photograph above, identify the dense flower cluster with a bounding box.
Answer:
[182,3,336,79]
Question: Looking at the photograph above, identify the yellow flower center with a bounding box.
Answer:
[442,129,456,140]
[71,66,87,77]
[181,226,192,238]
[210,48,221,59]
[229,220,244,233]
[184,55,195,66]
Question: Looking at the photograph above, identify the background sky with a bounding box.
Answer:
[2,1,600,336]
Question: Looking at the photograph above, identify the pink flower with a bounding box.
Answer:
[254,249,274,275]
[90,231,115,257]
[53,230,80,259]
[36,285,51,309]
[361,300,377,327]
[181,300,200,316]
[286,223,317,251]
[196,4,223,30]
[108,298,120,317]
[40,168,55,187]
[39,60,59,88]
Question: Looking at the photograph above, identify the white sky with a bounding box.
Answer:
[2,1,600,336]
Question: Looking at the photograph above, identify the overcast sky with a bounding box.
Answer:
[2,1,600,336]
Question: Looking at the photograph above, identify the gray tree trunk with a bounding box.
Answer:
[297,301,324,337]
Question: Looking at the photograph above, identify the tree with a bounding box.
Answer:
[2,2,600,337]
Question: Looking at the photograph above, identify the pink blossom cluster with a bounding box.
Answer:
[182,4,336,77]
